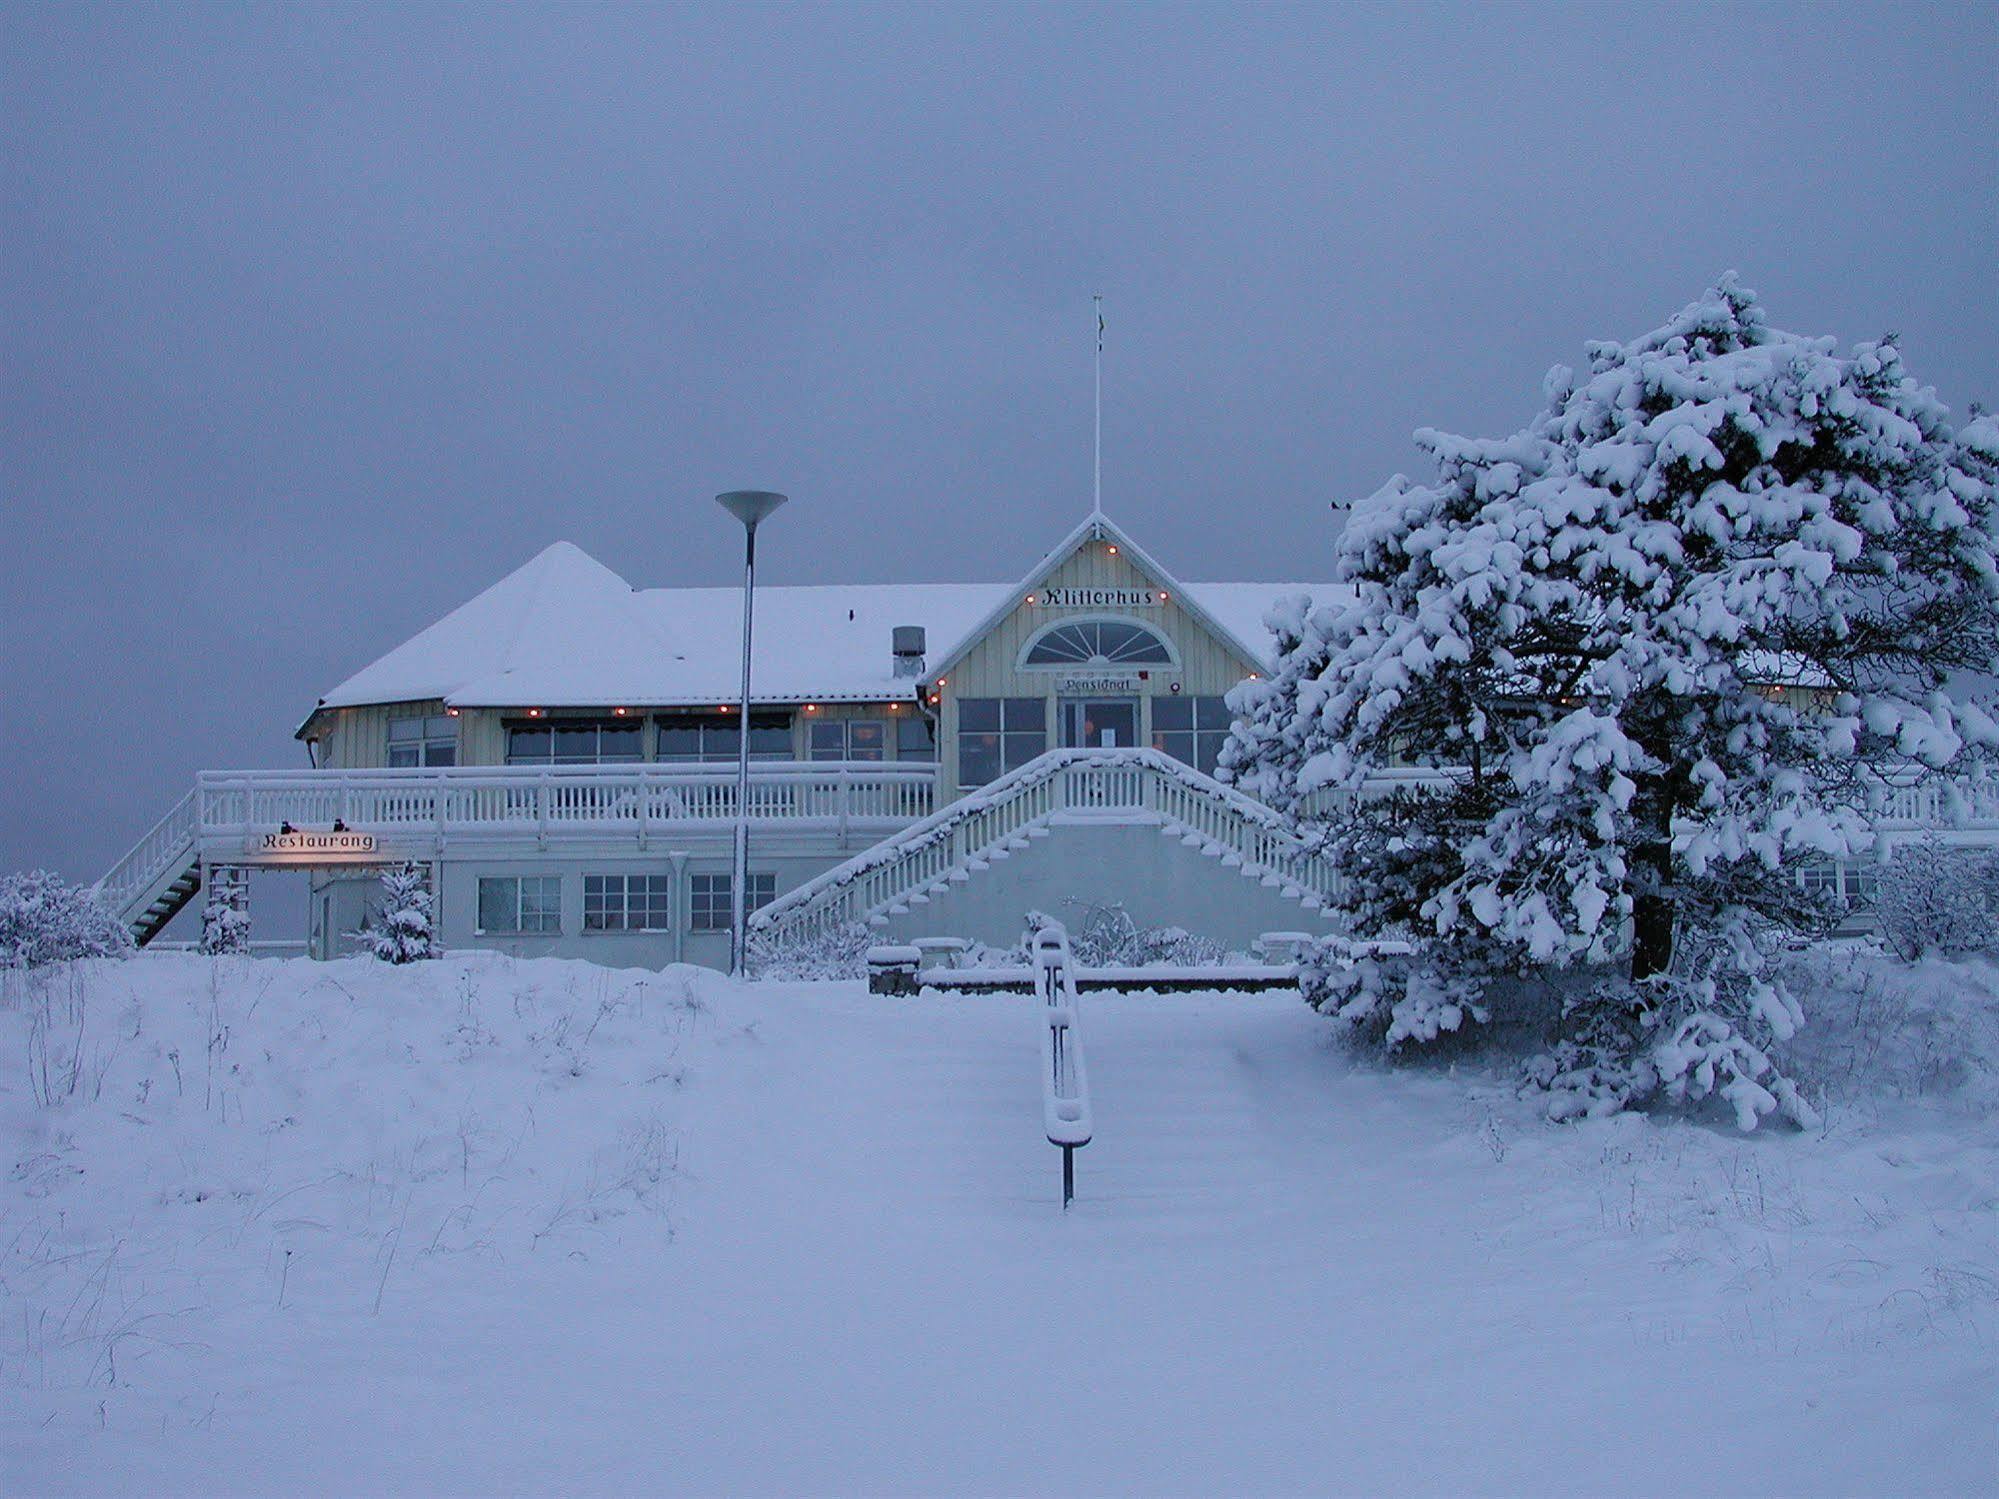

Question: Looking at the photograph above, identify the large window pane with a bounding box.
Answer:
[748,713,793,759]
[506,727,552,763]
[959,698,1000,732]
[1152,696,1191,730]
[808,721,847,761]
[656,722,705,761]
[477,878,513,933]
[896,715,935,761]
[959,734,1001,787]
[599,726,643,762]
[847,721,886,761]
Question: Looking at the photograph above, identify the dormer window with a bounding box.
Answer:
[1021,618,1175,668]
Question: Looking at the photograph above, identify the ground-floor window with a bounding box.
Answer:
[808,718,886,761]
[656,712,793,763]
[689,872,776,931]
[583,874,674,932]
[505,720,643,765]
[958,698,1046,786]
[477,875,561,934]
[1152,695,1233,777]
[1799,858,1879,907]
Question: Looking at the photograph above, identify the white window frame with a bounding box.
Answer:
[808,718,888,762]
[689,872,776,932]
[583,874,675,933]
[1017,614,1179,671]
[388,713,458,767]
[476,875,561,935]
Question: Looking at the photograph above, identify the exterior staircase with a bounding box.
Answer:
[96,789,202,946]
[749,747,1341,947]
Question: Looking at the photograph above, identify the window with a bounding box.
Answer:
[896,714,936,762]
[958,698,1046,786]
[655,713,792,763]
[689,872,776,932]
[1799,859,1879,908]
[1152,696,1234,776]
[388,714,458,767]
[505,720,643,765]
[477,876,561,935]
[808,718,887,761]
[1022,618,1174,667]
[583,875,674,932]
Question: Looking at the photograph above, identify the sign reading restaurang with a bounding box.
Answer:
[1036,587,1159,609]
[245,828,384,860]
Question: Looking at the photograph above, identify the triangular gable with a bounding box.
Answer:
[922,511,1280,685]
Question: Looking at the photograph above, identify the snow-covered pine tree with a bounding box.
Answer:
[1228,278,1999,1127]
[355,862,438,964]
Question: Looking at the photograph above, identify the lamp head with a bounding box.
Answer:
[715,490,788,530]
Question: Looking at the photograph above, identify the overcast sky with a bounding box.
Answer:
[4,1,1995,883]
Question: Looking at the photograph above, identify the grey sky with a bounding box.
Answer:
[4,1,1994,883]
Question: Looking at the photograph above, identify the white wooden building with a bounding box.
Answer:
[98,511,1998,966]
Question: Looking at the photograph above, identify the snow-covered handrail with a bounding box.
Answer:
[1034,924,1092,1208]
[172,762,936,836]
[95,789,198,915]
[748,747,1341,944]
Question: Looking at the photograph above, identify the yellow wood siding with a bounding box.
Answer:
[936,536,1258,798]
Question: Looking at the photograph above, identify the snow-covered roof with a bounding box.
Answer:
[303,535,1351,729]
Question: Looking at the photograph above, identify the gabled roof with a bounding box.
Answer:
[299,523,1354,735]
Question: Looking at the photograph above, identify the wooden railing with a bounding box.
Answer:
[750,748,1342,944]
[96,789,199,918]
[191,762,936,833]
[97,763,937,923]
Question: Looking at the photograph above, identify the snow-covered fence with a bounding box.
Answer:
[1033,925,1093,1209]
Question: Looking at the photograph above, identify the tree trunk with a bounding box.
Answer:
[1629,835,1674,982]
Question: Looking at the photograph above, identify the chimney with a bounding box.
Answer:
[891,625,927,678]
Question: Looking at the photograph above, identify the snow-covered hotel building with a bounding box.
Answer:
[99,509,1995,967]
[102,515,1366,966]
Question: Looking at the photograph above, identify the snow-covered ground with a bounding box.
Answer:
[3,949,1993,1496]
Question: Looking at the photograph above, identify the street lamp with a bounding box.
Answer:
[715,489,788,975]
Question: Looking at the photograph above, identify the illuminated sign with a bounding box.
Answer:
[1036,587,1159,609]
[245,829,383,859]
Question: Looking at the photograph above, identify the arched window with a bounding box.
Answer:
[1021,616,1176,668]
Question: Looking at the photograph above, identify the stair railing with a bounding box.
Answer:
[1033,923,1092,1209]
[95,789,199,918]
[749,747,1343,944]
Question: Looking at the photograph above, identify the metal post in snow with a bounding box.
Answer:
[716,490,788,976]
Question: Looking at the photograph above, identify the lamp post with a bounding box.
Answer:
[715,490,788,975]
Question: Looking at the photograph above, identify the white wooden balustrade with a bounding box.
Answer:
[96,762,936,923]
[750,747,1343,944]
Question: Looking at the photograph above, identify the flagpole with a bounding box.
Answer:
[1092,294,1103,518]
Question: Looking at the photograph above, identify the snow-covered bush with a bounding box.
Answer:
[352,862,438,964]
[745,920,877,980]
[0,871,133,969]
[1874,842,1999,961]
[200,872,251,956]
[1298,936,1489,1051]
[1051,903,1231,967]
[1226,277,1999,1126]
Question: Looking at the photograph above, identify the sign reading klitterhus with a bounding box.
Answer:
[1036,587,1159,609]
